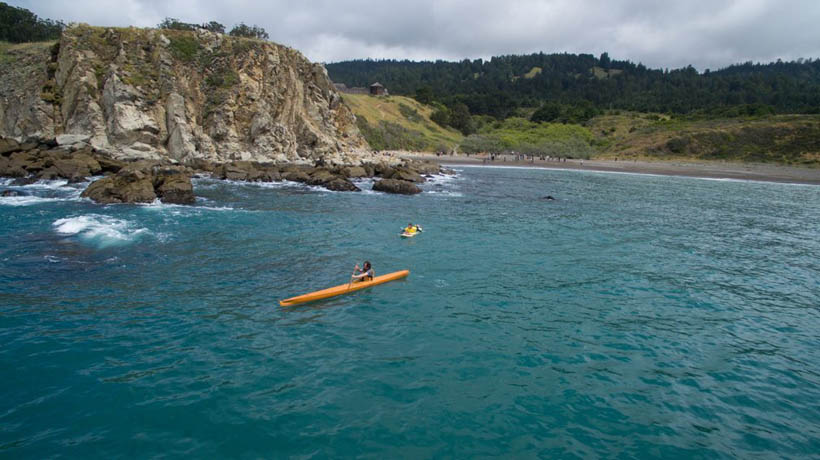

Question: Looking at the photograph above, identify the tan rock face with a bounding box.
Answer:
[0,25,369,164]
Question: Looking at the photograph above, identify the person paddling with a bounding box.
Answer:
[403,223,422,234]
[351,261,374,282]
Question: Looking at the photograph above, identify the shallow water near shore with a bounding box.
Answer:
[2,168,820,457]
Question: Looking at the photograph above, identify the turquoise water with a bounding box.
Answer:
[1,167,819,458]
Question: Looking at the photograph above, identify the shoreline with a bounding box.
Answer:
[400,152,820,185]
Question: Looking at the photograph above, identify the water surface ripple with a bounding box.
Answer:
[1,168,819,457]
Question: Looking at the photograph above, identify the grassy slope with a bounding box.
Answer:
[588,113,820,165]
[0,40,55,63]
[342,94,463,151]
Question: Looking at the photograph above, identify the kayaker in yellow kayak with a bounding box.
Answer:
[403,223,423,234]
[351,261,374,282]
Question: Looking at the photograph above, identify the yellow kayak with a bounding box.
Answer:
[279,270,410,306]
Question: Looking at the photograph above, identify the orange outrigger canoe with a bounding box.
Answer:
[279,270,410,306]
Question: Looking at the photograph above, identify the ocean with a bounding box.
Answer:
[1,166,819,458]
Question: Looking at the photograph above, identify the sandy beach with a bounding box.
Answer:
[399,152,820,185]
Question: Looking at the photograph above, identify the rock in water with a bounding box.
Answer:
[390,168,425,183]
[324,178,361,192]
[339,166,368,178]
[153,169,196,204]
[51,154,102,183]
[372,179,422,195]
[81,171,156,204]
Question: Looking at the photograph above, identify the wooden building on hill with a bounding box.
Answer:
[333,82,389,96]
[369,82,388,96]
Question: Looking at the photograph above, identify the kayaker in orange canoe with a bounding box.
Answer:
[351,261,374,282]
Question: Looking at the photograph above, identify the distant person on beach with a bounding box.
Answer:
[352,261,374,282]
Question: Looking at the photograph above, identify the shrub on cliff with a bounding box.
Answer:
[229,23,269,40]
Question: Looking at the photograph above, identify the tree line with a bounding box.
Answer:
[157,17,269,40]
[0,2,64,43]
[326,52,820,127]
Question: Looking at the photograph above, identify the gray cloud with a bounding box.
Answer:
[11,0,820,70]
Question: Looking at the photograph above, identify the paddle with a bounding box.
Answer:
[348,264,358,291]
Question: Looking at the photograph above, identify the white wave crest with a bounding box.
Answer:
[140,198,235,212]
[19,179,70,189]
[53,214,150,248]
[0,195,66,206]
[425,190,464,197]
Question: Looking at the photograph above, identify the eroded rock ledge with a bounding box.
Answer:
[1,137,453,203]
[0,25,368,164]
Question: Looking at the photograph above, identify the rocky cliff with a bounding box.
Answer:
[0,25,369,164]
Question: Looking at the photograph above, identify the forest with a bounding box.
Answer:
[326,53,820,124]
[0,2,64,43]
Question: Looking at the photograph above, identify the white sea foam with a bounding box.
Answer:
[19,179,70,189]
[140,198,235,212]
[0,195,66,206]
[425,190,464,197]
[426,173,460,184]
[53,214,150,248]
[0,177,92,205]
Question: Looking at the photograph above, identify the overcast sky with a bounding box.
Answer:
[11,0,820,70]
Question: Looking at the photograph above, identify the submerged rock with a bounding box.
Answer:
[372,178,422,195]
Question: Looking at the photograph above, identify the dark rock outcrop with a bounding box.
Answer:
[391,168,425,183]
[0,138,21,155]
[306,168,360,191]
[372,179,422,195]
[325,178,361,192]
[81,162,196,205]
[50,153,102,182]
[153,169,196,204]
[280,166,311,183]
[1,134,457,199]
[81,169,157,204]
[96,156,126,174]
[339,166,368,178]
[5,151,41,176]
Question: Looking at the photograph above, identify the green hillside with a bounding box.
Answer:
[589,113,820,165]
[342,94,463,151]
